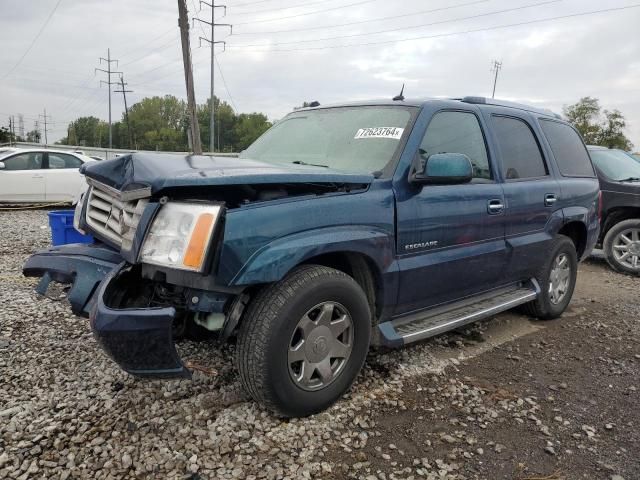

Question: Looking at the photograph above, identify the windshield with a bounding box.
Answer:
[240,106,415,174]
[590,149,640,181]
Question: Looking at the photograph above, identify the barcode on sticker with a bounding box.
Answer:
[354,127,404,140]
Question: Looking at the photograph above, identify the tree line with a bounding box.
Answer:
[57,95,272,153]
[1,96,634,153]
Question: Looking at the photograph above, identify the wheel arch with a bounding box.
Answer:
[558,221,588,259]
[601,207,640,241]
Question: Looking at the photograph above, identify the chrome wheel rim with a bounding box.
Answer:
[612,228,640,271]
[288,302,354,391]
[549,253,571,305]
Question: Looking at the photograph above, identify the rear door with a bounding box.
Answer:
[482,109,562,282]
[0,151,46,202]
[44,152,85,202]
[394,108,507,315]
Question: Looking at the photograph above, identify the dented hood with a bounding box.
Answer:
[81,153,374,194]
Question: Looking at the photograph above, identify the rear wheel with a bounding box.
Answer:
[235,265,371,417]
[603,219,640,275]
[523,235,578,320]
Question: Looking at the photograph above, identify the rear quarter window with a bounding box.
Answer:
[539,119,595,177]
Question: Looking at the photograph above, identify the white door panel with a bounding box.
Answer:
[0,152,46,202]
[45,153,85,202]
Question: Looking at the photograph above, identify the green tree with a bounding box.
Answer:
[26,129,41,143]
[127,95,188,151]
[564,97,633,150]
[234,113,272,151]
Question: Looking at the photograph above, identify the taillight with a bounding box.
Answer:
[597,191,603,223]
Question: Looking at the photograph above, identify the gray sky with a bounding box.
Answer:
[1,0,639,148]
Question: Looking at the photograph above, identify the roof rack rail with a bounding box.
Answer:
[460,96,562,119]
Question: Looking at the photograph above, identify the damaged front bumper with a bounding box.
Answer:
[91,264,191,379]
[23,244,227,380]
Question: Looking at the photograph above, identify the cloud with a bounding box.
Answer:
[1,0,639,147]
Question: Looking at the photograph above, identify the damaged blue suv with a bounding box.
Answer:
[24,97,600,417]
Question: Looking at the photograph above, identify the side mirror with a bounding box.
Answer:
[0,161,5,170]
[410,152,473,185]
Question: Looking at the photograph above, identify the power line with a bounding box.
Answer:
[227,3,640,52]
[228,0,347,17]
[215,55,238,111]
[233,0,490,35]
[233,0,378,26]
[2,0,64,79]
[229,0,562,47]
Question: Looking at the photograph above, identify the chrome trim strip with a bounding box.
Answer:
[86,178,151,202]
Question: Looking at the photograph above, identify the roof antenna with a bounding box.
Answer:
[393,84,405,101]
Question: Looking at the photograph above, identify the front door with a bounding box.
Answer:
[0,151,46,202]
[394,109,507,316]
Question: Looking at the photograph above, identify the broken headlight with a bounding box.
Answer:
[139,202,222,272]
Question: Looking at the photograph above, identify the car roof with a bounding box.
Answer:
[296,96,562,119]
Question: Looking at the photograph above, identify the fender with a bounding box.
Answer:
[230,225,395,286]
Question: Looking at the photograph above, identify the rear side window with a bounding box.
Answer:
[539,119,595,177]
[48,153,83,169]
[493,116,547,180]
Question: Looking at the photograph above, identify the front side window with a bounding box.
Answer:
[420,111,491,180]
[539,119,595,177]
[590,149,640,182]
[1,152,44,171]
[48,153,83,169]
[493,116,547,180]
[241,106,415,175]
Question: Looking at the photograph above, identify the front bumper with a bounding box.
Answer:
[23,244,193,379]
[23,243,122,317]
[91,265,191,379]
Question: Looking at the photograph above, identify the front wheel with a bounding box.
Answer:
[523,235,578,320]
[603,219,640,275]
[235,265,371,417]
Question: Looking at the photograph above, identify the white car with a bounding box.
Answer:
[0,149,95,204]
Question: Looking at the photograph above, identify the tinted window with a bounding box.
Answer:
[493,116,547,179]
[539,120,594,177]
[420,111,491,180]
[1,152,44,171]
[48,153,83,169]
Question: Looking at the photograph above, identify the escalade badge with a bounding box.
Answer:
[405,241,439,251]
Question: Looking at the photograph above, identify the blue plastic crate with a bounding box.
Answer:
[48,210,94,246]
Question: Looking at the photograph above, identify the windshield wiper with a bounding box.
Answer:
[618,177,640,182]
[292,160,329,168]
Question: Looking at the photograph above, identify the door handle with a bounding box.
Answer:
[32,175,44,178]
[487,199,504,215]
[544,194,558,207]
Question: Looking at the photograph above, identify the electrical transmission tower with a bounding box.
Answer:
[195,2,232,153]
[39,109,51,145]
[95,49,122,149]
[114,75,134,149]
[18,114,24,139]
[491,60,502,99]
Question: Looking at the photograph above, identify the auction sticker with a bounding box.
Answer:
[354,127,404,140]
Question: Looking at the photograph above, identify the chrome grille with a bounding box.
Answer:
[85,185,149,250]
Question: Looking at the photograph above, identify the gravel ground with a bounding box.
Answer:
[0,210,638,480]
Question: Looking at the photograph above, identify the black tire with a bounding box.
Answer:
[522,235,578,320]
[603,219,640,276]
[235,265,371,417]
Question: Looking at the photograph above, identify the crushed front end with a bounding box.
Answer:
[24,176,235,379]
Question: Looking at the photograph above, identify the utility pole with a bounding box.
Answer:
[491,60,502,99]
[39,109,51,145]
[195,1,231,153]
[114,75,134,149]
[178,0,202,154]
[95,49,122,149]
